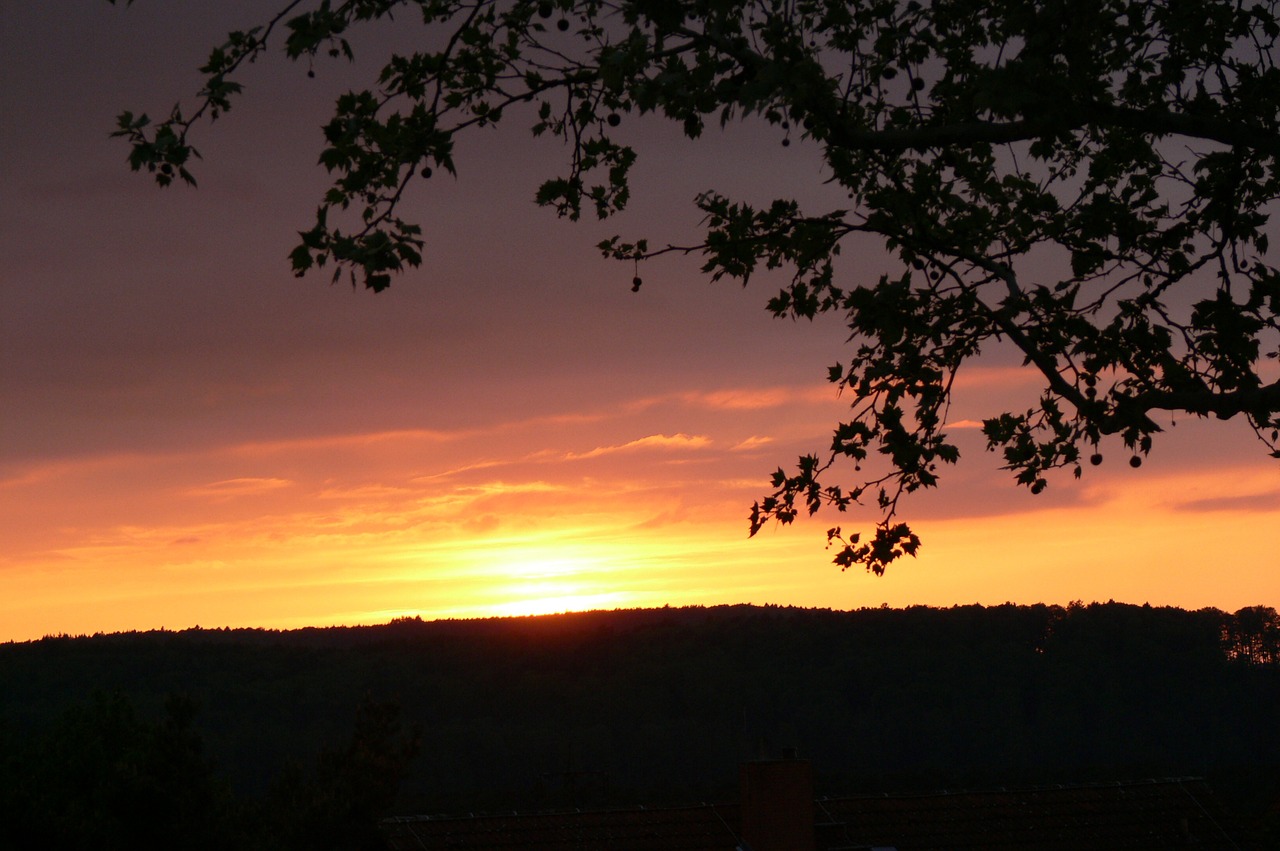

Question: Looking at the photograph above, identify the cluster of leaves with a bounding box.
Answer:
[113,0,1280,572]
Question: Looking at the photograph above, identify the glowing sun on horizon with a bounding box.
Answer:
[490,539,658,615]
[494,588,632,617]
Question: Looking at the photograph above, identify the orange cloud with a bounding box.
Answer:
[1171,490,1280,513]
[680,386,834,410]
[186,477,293,498]
[566,433,712,460]
[315,484,415,501]
[230,428,470,456]
[950,365,1044,391]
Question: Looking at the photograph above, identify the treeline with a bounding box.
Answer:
[0,691,416,850]
[1,602,1279,842]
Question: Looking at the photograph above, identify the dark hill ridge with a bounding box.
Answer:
[2,603,1278,814]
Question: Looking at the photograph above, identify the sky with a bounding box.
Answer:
[2,1,1278,643]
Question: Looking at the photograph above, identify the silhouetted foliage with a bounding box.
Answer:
[0,692,236,850]
[0,688,419,849]
[251,696,421,851]
[3,604,1279,834]
[109,0,1280,570]
[1222,604,1280,664]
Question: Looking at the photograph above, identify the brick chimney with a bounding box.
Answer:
[738,754,815,851]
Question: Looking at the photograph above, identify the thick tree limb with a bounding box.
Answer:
[825,105,1280,155]
[1126,379,1280,420]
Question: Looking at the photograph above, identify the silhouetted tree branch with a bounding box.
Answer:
[111,0,1280,573]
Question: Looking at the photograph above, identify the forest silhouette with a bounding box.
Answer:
[2,602,1279,846]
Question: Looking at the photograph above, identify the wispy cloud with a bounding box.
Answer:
[566,433,712,460]
[679,386,833,410]
[315,484,414,501]
[950,365,1045,390]
[230,428,470,457]
[730,435,775,451]
[453,480,568,497]
[410,459,511,482]
[1170,489,1280,513]
[187,477,293,498]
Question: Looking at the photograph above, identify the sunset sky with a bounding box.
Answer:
[2,1,1278,643]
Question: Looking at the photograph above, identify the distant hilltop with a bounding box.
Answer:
[17,600,1280,662]
[1,602,1278,816]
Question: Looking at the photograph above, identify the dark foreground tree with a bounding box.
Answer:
[0,693,237,850]
[111,0,1280,572]
[252,696,421,851]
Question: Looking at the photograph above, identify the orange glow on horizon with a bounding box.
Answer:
[2,381,1276,643]
[7,0,1279,645]
[3,450,1277,643]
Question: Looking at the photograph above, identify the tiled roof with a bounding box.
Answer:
[382,778,1244,851]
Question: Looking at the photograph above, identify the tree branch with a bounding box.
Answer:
[1126,379,1280,421]
[824,104,1280,155]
